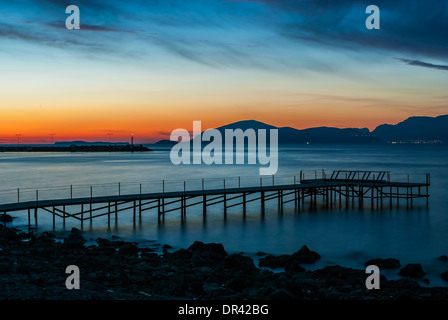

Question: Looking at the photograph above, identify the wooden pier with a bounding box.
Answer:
[0,170,430,230]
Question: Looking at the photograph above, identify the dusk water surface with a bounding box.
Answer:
[1,144,447,285]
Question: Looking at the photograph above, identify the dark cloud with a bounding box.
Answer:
[252,0,448,60]
[398,58,448,71]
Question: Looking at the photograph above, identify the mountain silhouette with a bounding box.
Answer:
[372,115,448,142]
[155,115,448,144]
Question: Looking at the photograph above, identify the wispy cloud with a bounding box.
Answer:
[398,58,448,71]
[45,22,129,33]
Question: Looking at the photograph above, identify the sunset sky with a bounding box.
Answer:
[1,0,447,144]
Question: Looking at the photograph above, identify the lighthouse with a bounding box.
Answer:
[131,133,134,146]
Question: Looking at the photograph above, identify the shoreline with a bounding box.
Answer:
[1,225,448,300]
[0,145,152,152]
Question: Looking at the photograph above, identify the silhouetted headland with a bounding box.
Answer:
[155,115,448,145]
[0,144,152,152]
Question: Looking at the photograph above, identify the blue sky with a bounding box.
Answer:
[0,0,447,142]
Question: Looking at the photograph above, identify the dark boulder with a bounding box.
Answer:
[270,289,294,300]
[399,264,425,278]
[311,265,367,285]
[292,246,320,264]
[438,255,448,262]
[258,255,292,269]
[118,243,140,255]
[441,271,448,282]
[224,254,256,271]
[285,260,306,273]
[258,246,320,270]
[365,258,401,269]
[163,248,192,265]
[188,241,227,266]
[63,228,86,249]
[0,214,13,223]
[0,225,20,240]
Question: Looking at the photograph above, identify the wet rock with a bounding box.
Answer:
[365,258,401,269]
[284,260,306,273]
[311,265,367,286]
[188,241,227,266]
[386,278,421,290]
[118,243,139,255]
[163,248,192,265]
[258,246,320,270]
[224,254,256,271]
[270,289,294,300]
[258,254,291,269]
[0,225,20,240]
[399,264,425,278]
[437,255,448,262]
[188,241,227,259]
[2,225,448,300]
[0,214,13,223]
[63,229,86,249]
[292,246,321,264]
[441,271,448,282]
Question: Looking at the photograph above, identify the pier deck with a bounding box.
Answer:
[0,170,430,229]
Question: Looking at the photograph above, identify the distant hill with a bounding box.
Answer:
[158,119,382,144]
[372,115,448,143]
[155,115,448,145]
[55,141,129,146]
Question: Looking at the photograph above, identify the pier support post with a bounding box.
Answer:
[426,173,430,208]
[389,185,393,208]
[359,187,363,208]
[261,191,265,214]
[243,192,246,216]
[203,195,207,220]
[133,200,136,225]
[280,190,283,213]
[63,205,66,228]
[294,189,298,211]
[139,199,142,220]
[277,191,281,208]
[108,202,111,228]
[345,185,349,208]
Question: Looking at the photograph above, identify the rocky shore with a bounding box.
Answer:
[1,225,448,300]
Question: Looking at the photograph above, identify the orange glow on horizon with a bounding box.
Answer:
[1,91,444,144]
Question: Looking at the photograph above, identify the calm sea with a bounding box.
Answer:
[1,144,448,285]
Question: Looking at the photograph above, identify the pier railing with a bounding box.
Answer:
[0,169,430,206]
[0,173,299,205]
